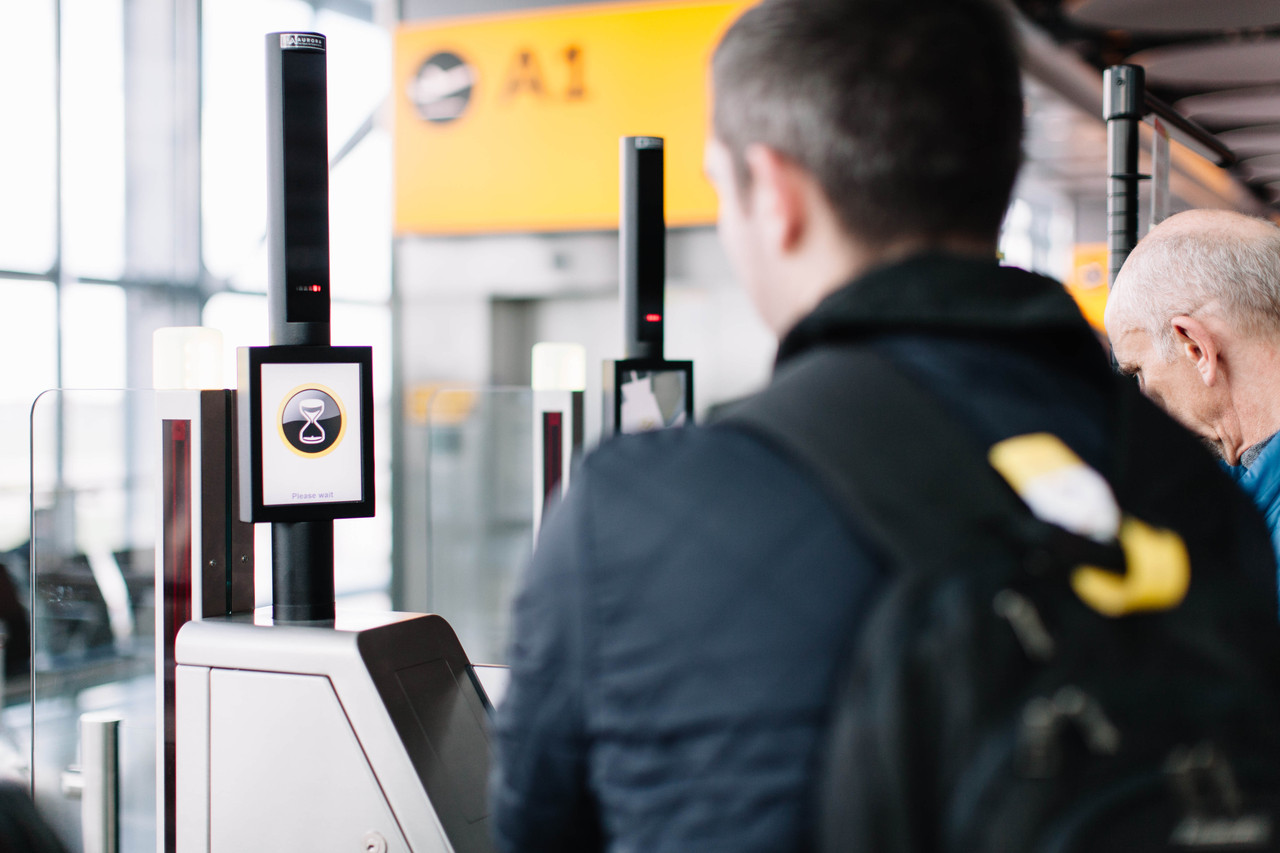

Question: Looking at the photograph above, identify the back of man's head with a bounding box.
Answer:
[1107,209,1280,359]
[711,0,1024,247]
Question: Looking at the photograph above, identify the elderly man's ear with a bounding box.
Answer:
[1170,315,1221,386]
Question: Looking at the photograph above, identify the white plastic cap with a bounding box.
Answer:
[531,342,587,392]
[153,327,225,390]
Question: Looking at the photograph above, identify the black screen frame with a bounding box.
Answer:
[607,358,694,437]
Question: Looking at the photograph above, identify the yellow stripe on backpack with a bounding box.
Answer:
[1071,517,1190,617]
[989,433,1190,616]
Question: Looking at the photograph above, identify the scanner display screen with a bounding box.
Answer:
[238,345,375,522]
[619,368,689,433]
[259,361,364,506]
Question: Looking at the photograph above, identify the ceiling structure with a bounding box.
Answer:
[1015,0,1280,211]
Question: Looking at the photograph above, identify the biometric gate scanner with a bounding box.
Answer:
[534,139,694,532]
[603,137,694,437]
[173,33,495,853]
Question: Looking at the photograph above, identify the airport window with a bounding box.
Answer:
[316,8,391,156]
[61,284,127,392]
[201,291,269,383]
[60,0,126,280]
[0,280,58,408]
[999,194,1074,283]
[1000,198,1036,271]
[330,127,393,303]
[0,1,57,275]
[0,279,57,548]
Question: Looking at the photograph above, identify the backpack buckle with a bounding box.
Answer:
[1018,686,1121,778]
[1167,743,1272,848]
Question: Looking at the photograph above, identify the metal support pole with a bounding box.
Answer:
[1104,65,1146,289]
[80,712,121,853]
[271,520,335,622]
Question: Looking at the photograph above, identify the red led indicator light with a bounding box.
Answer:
[645,313,662,322]
[311,285,323,292]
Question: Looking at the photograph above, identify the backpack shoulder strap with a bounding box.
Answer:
[716,345,1029,573]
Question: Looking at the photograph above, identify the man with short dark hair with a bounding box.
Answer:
[488,1,1270,850]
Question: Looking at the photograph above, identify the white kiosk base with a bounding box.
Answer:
[175,610,495,853]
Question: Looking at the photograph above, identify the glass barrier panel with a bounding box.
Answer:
[0,391,40,806]
[426,387,534,667]
[28,389,158,852]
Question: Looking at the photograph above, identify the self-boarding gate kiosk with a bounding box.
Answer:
[174,34,494,853]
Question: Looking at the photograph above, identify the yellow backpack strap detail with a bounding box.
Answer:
[988,433,1121,543]
[989,433,1190,617]
[1070,517,1191,617]
[988,432,1083,492]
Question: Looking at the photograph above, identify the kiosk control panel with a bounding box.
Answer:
[177,610,497,853]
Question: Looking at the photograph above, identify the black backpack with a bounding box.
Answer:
[724,345,1280,852]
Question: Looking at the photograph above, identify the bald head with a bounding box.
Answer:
[1105,209,1280,360]
[1104,209,1280,463]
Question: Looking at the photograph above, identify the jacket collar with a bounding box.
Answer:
[776,252,1098,365]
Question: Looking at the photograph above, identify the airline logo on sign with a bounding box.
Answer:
[409,52,476,123]
[394,0,749,235]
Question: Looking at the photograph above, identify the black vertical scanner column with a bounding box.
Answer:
[620,137,665,360]
[266,32,334,622]
[1104,64,1144,290]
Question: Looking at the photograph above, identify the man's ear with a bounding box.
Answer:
[742,144,806,252]
[1170,315,1220,386]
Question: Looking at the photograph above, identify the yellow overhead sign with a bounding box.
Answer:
[1065,243,1109,332]
[393,0,748,235]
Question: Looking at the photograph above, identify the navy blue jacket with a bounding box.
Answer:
[490,255,1117,852]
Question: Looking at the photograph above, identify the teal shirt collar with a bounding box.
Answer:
[1225,432,1280,541]
[1225,433,1280,618]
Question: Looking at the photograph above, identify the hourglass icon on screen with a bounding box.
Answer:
[281,386,343,455]
[298,398,326,444]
